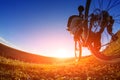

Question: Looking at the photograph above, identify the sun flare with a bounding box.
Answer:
[53,49,72,58]
[48,48,91,58]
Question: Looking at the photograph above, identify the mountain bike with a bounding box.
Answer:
[68,0,120,63]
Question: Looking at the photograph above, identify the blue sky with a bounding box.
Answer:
[0,0,120,57]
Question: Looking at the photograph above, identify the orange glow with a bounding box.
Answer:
[52,48,73,58]
[82,47,91,56]
[19,33,91,58]
[45,48,91,58]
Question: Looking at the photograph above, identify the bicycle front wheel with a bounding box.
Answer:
[75,40,82,61]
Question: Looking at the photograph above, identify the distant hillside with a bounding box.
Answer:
[103,30,120,56]
[0,43,74,64]
[0,37,19,49]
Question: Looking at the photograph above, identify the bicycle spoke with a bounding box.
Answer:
[113,14,120,18]
[114,19,120,24]
[114,21,120,24]
[107,0,119,10]
[93,0,96,11]
[107,0,120,11]
[101,0,103,10]
[98,0,103,11]
[106,0,112,10]
[98,0,101,9]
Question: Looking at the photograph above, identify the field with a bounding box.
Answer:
[1,55,120,80]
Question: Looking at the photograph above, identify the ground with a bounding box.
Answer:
[0,56,120,80]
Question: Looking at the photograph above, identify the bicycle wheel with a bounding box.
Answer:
[85,0,120,63]
[75,40,82,61]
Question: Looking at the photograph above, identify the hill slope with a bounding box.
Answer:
[0,43,74,64]
[103,30,120,56]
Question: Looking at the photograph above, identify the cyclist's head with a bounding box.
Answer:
[78,5,84,13]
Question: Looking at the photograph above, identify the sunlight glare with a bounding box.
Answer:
[82,47,91,56]
[53,49,72,58]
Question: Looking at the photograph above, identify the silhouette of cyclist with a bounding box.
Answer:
[88,10,118,51]
[67,6,118,52]
[67,5,85,41]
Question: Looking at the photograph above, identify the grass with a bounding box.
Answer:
[103,30,120,56]
[1,55,120,80]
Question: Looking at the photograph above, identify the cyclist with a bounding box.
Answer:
[67,5,85,41]
[88,10,118,51]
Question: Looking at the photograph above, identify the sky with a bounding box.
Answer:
[0,0,120,58]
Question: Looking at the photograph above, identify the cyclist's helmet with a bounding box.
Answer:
[78,5,84,12]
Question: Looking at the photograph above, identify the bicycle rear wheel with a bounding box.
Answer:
[85,0,120,63]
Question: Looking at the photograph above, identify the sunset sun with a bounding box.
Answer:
[53,49,72,58]
[51,47,91,58]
